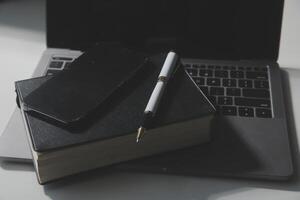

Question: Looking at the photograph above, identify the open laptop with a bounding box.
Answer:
[0,0,293,180]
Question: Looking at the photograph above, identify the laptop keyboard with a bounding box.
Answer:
[46,57,74,76]
[184,64,273,118]
[45,57,273,119]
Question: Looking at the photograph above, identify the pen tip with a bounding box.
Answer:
[136,127,145,143]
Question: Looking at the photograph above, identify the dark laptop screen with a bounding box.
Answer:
[47,0,284,60]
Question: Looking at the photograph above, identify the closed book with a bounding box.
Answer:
[15,53,215,184]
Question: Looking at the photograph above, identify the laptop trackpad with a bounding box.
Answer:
[118,116,293,179]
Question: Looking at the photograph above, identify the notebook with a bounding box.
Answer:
[15,52,215,184]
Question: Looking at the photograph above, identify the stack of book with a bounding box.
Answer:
[15,44,215,184]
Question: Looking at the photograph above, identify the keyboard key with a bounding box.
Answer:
[218,97,233,105]
[221,106,237,116]
[185,64,191,68]
[223,66,229,70]
[239,107,254,117]
[238,66,245,70]
[230,70,244,78]
[243,89,270,98]
[208,65,215,69]
[246,71,268,80]
[199,69,213,77]
[192,64,200,68]
[223,79,237,87]
[254,80,269,89]
[238,79,253,88]
[235,97,271,108]
[49,61,64,69]
[215,106,221,114]
[261,66,268,72]
[186,68,198,77]
[46,70,60,76]
[194,77,205,86]
[64,62,72,70]
[208,96,216,104]
[199,65,206,69]
[256,108,272,118]
[207,78,221,86]
[200,86,209,96]
[210,87,224,96]
[215,65,221,69]
[215,70,228,78]
[229,66,236,70]
[227,88,241,96]
[52,57,73,61]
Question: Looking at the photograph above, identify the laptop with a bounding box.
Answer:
[0,0,293,180]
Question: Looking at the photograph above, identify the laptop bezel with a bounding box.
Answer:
[46,0,285,61]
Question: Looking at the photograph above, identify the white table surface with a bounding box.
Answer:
[0,0,300,199]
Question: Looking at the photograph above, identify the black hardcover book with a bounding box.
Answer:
[15,53,215,184]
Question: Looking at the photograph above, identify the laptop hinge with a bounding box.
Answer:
[238,59,276,64]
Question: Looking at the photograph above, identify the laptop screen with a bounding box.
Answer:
[47,0,284,60]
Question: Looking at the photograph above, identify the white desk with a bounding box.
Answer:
[0,0,300,199]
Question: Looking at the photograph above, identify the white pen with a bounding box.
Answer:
[136,51,179,143]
